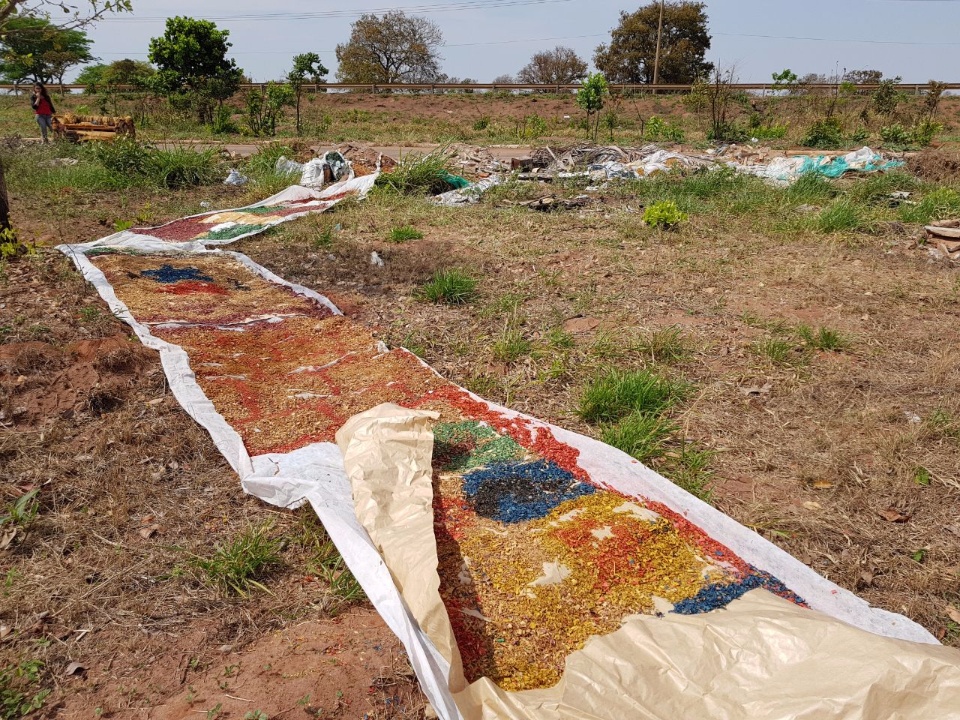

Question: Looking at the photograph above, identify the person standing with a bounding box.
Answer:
[31,82,56,143]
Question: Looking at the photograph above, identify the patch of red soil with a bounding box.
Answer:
[57,609,425,719]
[0,334,152,425]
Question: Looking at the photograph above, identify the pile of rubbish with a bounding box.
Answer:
[516,144,903,186]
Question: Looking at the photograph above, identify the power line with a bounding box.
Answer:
[715,31,960,47]
[101,0,580,23]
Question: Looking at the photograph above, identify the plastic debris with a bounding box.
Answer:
[223,169,248,186]
[274,156,303,176]
[434,175,503,206]
[370,251,385,267]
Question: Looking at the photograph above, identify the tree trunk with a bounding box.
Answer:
[0,159,11,233]
[296,92,301,135]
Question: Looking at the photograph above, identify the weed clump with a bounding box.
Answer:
[374,151,458,196]
[388,225,423,243]
[818,199,868,233]
[643,200,687,229]
[578,369,688,424]
[600,412,674,464]
[194,523,282,596]
[419,269,478,304]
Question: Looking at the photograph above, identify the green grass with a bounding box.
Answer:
[752,337,804,366]
[817,199,868,233]
[492,327,532,363]
[601,412,675,464]
[419,269,478,304]
[578,369,689,425]
[797,324,850,351]
[388,225,424,243]
[374,150,456,196]
[546,327,575,350]
[194,523,282,596]
[0,488,39,526]
[899,187,960,224]
[664,441,715,503]
[634,326,691,364]
[785,173,836,205]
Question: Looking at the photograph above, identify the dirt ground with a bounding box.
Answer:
[3,133,960,717]
[0,252,426,717]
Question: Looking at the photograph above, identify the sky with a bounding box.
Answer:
[79,0,960,83]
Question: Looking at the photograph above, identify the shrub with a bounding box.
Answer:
[880,123,911,146]
[803,117,844,149]
[419,269,478,304]
[212,104,239,134]
[473,116,490,131]
[643,200,688,229]
[912,119,943,148]
[645,115,685,143]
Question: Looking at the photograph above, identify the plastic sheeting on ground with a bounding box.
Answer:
[56,178,960,720]
[733,146,905,185]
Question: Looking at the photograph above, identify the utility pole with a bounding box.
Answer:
[652,0,665,91]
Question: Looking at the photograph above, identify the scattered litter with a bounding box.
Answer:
[904,411,922,424]
[48,157,78,167]
[434,175,503,206]
[505,195,589,212]
[370,251,385,267]
[223,169,248,186]
[796,204,819,214]
[741,383,773,397]
[274,156,302,176]
[522,144,903,186]
[199,201,211,209]
[301,151,352,188]
[64,662,86,676]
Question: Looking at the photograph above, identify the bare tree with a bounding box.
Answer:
[335,11,443,84]
[491,73,515,84]
[516,46,587,85]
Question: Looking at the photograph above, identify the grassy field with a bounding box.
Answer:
[2,113,960,715]
[4,87,960,148]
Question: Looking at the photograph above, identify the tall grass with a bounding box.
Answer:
[374,150,457,196]
[578,369,688,424]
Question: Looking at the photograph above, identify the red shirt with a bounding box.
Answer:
[34,96,53,115]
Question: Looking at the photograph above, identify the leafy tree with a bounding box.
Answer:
[843,69,883,86]
[771,68,798,91]
[0,0,132,238]
[77,57,152,92]
[0,16,94,85]
[594,1,712,84]
[335,11,443,84]
[576,71,608,140]
[872,76,903,116]
[287,52,328,134]
[516,46,587,85]
[75,61,106,90]
[147,16,243,124]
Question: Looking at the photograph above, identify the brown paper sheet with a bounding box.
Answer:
[338,404,960,720]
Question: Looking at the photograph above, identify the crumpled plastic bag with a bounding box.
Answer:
[223,168,248,186]
[274,156,303,176]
